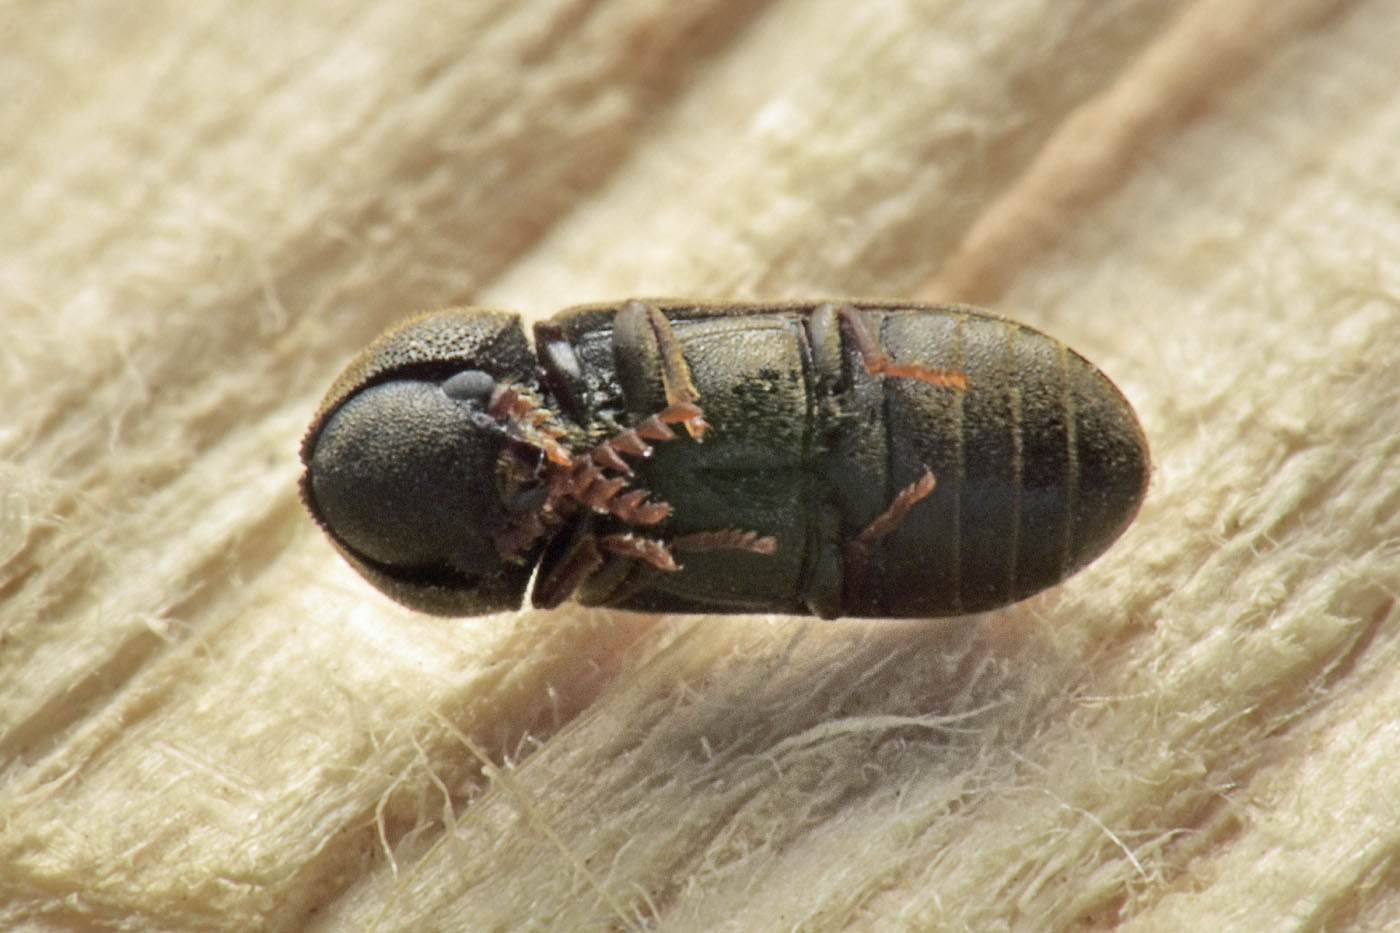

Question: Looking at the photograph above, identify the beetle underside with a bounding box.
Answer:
[493,300,967,610]
[301,298,1148,617]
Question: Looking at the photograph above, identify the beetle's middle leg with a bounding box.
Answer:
[598,533,678,570]
[597,528,778,575]
[672,529,778,556]
[617,300,710,440]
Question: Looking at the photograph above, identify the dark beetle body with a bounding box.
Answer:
[301,299,1148,618]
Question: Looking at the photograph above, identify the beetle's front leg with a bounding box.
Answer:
[529,523,680,610]
[530,525,677,611]
[560,420,680,525]
[533,526,779,608]
[485,382,573,466]
[530,529,604,610]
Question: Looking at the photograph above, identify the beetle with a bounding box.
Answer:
[300,299,1148,618]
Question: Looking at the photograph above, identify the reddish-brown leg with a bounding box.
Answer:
[621,300,711,440]
[835,305,970,389]
[842,470,938,597]
[598,533,679,571]
[672,529,778,556]
[489,383,573,465]
[851,470,937,550]
[594,528,779,576]
[564,422,679,525]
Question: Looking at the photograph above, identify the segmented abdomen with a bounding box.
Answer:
[851,307,1148,616]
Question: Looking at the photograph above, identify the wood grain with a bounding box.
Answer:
[2,0,1397,928]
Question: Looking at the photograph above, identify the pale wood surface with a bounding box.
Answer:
[3,0,1398,929]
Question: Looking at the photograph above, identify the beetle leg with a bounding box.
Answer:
[531,521,680,610]
[555,412,701,526]
[587,426,658,475]
[672,529,779,556]
[494,510,549,563]
[656,401,707,439]
[598,533,679,571]
[538,419,676,527]
[842,470,938,601]
[634,415,676,442]
[531,532,605,609]
[560,456,672,524]
[619,300,710,440]
[834,305,970,389]
[590,441,632,473]
[851,469,937,550]
[491,383,573,466]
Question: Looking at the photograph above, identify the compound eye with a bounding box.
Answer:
[441,369,496,402]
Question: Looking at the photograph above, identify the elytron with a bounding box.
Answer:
[301,299,1148,618]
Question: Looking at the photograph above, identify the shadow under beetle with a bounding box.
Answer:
[301,299,1148,618]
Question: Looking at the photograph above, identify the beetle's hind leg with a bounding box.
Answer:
[846,469,937,562]
[834,304,970,389]
[839,469,938,609]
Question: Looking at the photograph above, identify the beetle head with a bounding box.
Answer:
[300,309,548,615]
